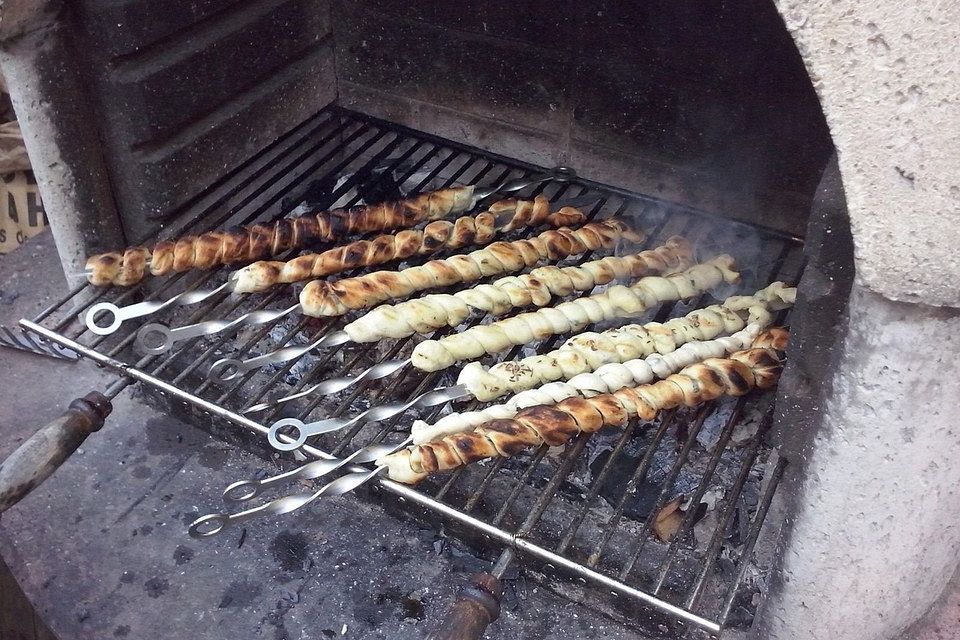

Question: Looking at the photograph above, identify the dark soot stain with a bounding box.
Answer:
[197,445,229,470]
[218,580,263,609]
[173,545,194,566]
[269,531,310,572]
[144,577,170,598]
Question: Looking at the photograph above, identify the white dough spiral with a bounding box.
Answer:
[409,255,741,373]
[344,236,692,342]
[456,281,796,401]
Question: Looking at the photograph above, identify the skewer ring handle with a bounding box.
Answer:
[135,323,174,355]
[222,480,260,502]
[188,514,228,538]
[268,418,308,451]
[85,302,123,335]
[207,358,244,384]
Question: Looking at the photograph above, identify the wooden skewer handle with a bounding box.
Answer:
[426,572,503,640]
[0,392,112,513]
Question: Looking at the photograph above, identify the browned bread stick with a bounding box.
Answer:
[378,342,785,484]
[86,185,477,287]
[230,196,583,294]
[299,218,641,317]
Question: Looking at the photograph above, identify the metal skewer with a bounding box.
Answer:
[265,384,468,451]
[188,438,405,537]
[221,437,409,502]
[188,466,388,538]
[243,357,412,413]
[86,278,235,335]
[207,329,356,383]
[135,303,301,354]
[471,165,575,201]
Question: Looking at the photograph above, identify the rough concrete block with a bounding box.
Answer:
[413,101,565,170]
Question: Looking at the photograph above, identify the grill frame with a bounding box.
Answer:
[19,105,804,635]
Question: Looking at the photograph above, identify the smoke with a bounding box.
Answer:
[610,197,789,321]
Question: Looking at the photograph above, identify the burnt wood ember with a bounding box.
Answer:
[18,107,803,635]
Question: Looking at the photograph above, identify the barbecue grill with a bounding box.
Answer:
[7,105,803,635]
[2,2,958,640]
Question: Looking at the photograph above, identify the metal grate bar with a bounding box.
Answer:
[684,412,774,611]
[427,190,621,505]
[651,398,751,594]
[617,405,716,580]
[217,146,447,407]
[140,125,395,378]
[444,203,688,516]
[718,455,788,624]
[240,148,461,415]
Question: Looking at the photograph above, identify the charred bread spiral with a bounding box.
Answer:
[412,326,788,444]
[86,185,477,287]
[378,343,785,484]
[230,198,584,294]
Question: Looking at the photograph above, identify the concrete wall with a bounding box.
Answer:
[333,0,834,236]
[69,0,339,243]
[776,0,960,307]
[757,2,960,639]
[2,0,341,269]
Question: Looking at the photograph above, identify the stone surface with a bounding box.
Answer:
[903,564,960,640]
[0,231,649,639]
[761,285,960,640]
[775,0,960,306]
[756,157,960,640]
[0,13,127,288]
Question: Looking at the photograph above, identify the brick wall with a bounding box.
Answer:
[333,1,832,235]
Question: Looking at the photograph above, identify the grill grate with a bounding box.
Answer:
[21,106,804,635]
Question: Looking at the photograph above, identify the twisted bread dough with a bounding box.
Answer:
[751,325,790,350]
[344,235,692,343]
[86,185,477,287]
[379,345,785,484]
[300,219,642,317]
[231,200,584,294]
[412,326,789,444]
[456,281,796,401]
[409,256,741,373]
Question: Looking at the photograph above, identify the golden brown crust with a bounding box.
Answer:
[299,219,635,317]
[515,405,582,445]
[751,326,790,351]
[84,185,478,287]
[478,419,544,456]
[380,345,785,484]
